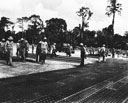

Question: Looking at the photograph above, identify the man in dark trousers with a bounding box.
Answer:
[0,38,6,59]
[51,43,57,57]
[20,38,26,62]
[36,41,41,62]
[80,43,85,66]
[99,44,106,62]
[40,37,48,64]
[5,36,14,66]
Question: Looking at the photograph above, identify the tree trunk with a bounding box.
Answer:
[81,17,84,43]
[112,12,115,58]
[22,19,24,38]
[112,12,115,36]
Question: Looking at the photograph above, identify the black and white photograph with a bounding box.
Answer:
[0,0,128,102]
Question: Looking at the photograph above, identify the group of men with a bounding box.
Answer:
[0,35,108,67]
[0,36,55,66]
[0,36,30,66]
[0,36,14,66]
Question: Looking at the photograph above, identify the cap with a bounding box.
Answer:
[25,40,28,43]
[44,37,47,40]
[39,41,42,43]
[21,38,24,41]
[2,38,5,41]
[67,43,70,46]
[18,40,21,42]
[80,43,84,46]
[8,36,13,40]
[102,44,105,47]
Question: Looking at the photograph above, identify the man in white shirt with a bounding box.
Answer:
[5,36,14,66]
[40,37,48,64]
[51,43,56,57]
[99,44,106,62]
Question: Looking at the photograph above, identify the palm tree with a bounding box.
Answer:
[77,7,93,42]
[106,0,122,58]
[106,0,122,36]
[17,17,29,37]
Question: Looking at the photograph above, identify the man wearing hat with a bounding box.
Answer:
[25,40,29,57]
[99,44,106,62]
[66,44,72,57]
[5,36,14,66]
[50,43,57,57]
[80,43,86,66]
[40,37,48,64]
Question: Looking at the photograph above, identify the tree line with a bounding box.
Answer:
[0,0,128,49]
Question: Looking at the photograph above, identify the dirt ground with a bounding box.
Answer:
[1,47,128,102]
[0,44,127,80]
[0,44,97,78]
[0,55,98,79]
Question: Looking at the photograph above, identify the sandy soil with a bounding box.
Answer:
[0,44,127,79]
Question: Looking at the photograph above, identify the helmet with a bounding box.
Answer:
[44,37,47,40]
[39,41,42,43]
[2,38,5,41]
[80,43,84,46]
[8,36,13,40]
[25,40,28,43]
[102,44,105,47]
[21,38,24,41]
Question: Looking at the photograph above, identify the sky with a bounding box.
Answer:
[0,0,128,35]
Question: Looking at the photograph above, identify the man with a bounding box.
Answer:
[51,43,57,57]
[16,40,20,58]
[5,36,14,66]
[20,38,26,62]
[40,37,48,64]
[84,45,88,59]
[32,43,34,54]
[25,40,29,57]
[66,44,71,57]
[80,43,86,66]
[99,44,106,62]
[36,41,41,62]
[112,48,115,58]
[0,38,6,59]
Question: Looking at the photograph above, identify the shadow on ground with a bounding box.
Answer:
[0,58,127,102]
